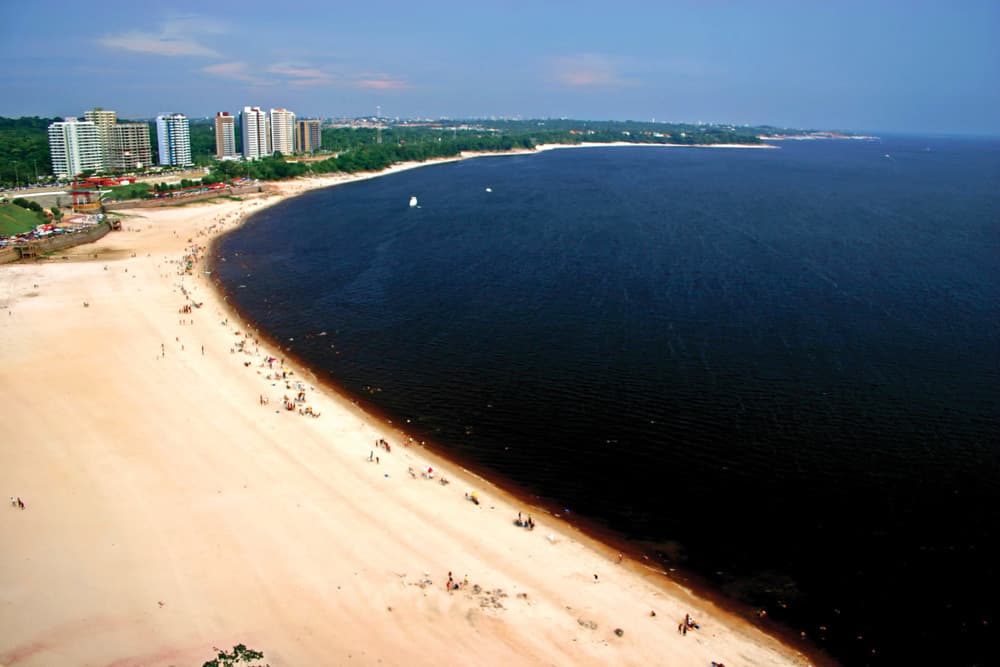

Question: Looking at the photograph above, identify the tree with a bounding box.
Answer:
[202,644,269,667]
[0,116,57,186]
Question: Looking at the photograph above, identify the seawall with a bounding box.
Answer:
[0,222,110,264]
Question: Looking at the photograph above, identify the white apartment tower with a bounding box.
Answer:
[269,108,296,156]
[84,108,117,171]
[155,113,193,166]
[241,106,270,160]
[214,112,236,159]
[47,117,102,178]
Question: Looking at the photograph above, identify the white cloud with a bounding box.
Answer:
[550,54,633,89]
[98,15,224,57]
[201,62,270,86]
[264,64,333,88]
[353,75,409,91]
[202,62,251,79]
[267,64,328,79]
[263,62,408,90]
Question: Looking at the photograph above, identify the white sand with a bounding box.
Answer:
[0,161,809,666]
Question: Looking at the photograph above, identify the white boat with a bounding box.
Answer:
[409,196,418,207]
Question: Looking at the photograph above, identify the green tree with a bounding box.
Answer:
[0,116,57,186]
[202,644,268,667]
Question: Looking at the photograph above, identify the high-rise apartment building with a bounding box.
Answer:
[111,122,153,171]
[269,108,296,156]
[84,108,117,171]
[296,119,322,153]
[241,106,270,160]
[155,113,193,166]
[47,117,102,178]
[214,112,237,159]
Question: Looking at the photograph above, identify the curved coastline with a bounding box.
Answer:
[208,222,826,667]
[206,151,819,664]
[1,148,812,666]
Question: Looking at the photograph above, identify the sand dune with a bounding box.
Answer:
[0,165,810,666]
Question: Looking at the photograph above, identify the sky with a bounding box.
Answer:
[1,0,997,134]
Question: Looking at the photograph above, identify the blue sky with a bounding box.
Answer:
[2,0,997,134]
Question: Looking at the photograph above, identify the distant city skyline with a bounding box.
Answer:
[2,1,997,136]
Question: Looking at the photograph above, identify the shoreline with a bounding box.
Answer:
[535,141,778,151]
[209,212,829,664]
[1,150,812,666]
[209,149,824,666]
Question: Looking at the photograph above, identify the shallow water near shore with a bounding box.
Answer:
[214,139,999,666]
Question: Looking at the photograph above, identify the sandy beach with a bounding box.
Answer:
[1,158,809,666]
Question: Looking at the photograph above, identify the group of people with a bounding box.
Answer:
[515,511,535,530]
[9,496,25,509]
[445,571,468,592]
[678,613,700,635]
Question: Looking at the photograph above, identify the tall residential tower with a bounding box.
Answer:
[111,123,153,171]
[155,113,193,167]
[84,108,117,171]
[47,117,102,178]
[214,112,237,159]
[241,106,270,160]
[269,108,296,156]
[296,119,322,153]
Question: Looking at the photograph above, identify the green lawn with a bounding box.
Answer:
[0,203,43,237]
[107,182,151,200]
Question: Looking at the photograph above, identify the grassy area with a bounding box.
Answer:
[0,202,43,236]
[107,182,152,200]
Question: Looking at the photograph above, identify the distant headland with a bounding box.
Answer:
[0,114,876,193]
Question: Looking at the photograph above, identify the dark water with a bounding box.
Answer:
[214,139,1000,667]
